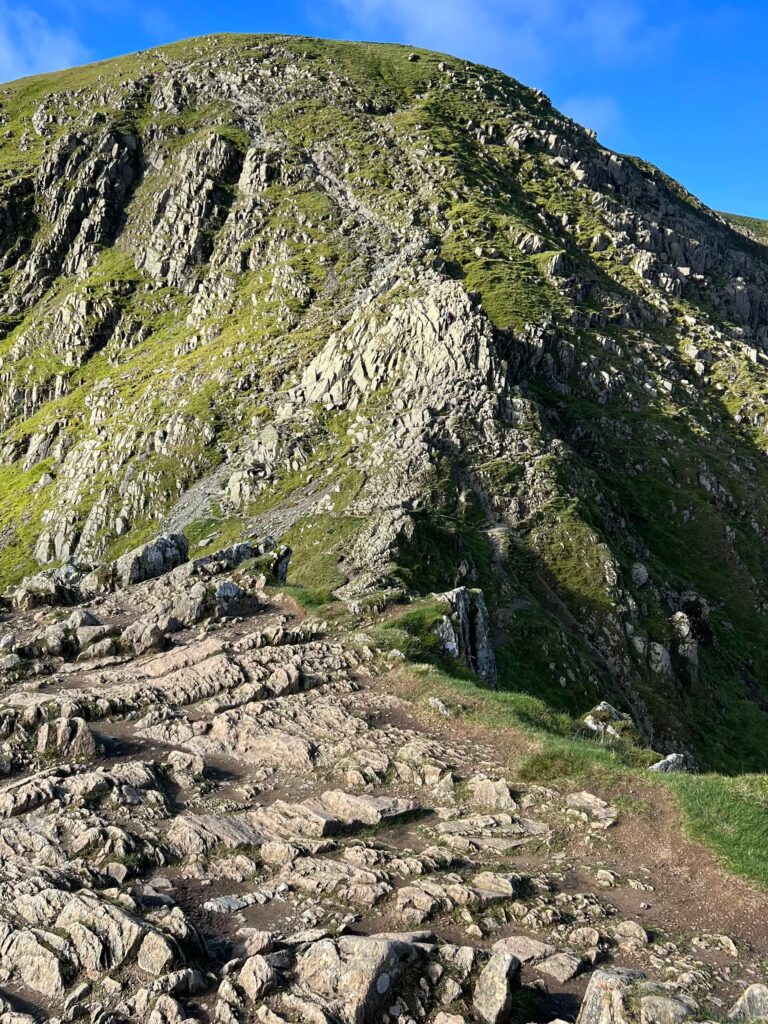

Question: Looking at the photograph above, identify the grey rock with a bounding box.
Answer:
[114,534,190,587]
[648,753,688,773]
[294,935,424,1024]
[492,935,555,964]
[729,984,768,1020]
[576,969,646,1024]
[537,951,584,983]
[473,951,521,1024]
[436,587,497,687]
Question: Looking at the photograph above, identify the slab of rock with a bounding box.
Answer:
[316,789,419,827]
[537,951,584,983]
[492,934,555,964]
[577,969,646,1024]
[640,990,697,1024]
[294,935,423,1024]
[473,951,521,1024]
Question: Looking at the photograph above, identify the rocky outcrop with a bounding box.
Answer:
[436,587,497,687]
[0,537,761,1021]
[110,533,190,588]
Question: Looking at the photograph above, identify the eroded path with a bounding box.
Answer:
[0,546,766,1024]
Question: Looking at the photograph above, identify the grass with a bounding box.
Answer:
[669,773,768,887]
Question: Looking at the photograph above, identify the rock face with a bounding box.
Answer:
[436,587,497,687]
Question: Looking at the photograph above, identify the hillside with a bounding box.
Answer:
[723,212,768,245]
[3,35,768,771]
[3,32,768,1024]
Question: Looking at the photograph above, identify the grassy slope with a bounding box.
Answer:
[368,604,768,888]
[722,212,768,245]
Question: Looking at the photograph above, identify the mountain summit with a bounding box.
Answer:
[2,34,768,768]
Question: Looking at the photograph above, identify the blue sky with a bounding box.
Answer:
[1,0,766,218]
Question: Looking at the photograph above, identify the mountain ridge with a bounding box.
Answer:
[2,33,768,774]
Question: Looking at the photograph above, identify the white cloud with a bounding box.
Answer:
[330,0,678,78]
[333,0,546,71]
[561,94,621,138]
[0,2,88,83]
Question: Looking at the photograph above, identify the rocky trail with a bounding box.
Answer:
[0,536,766,1024]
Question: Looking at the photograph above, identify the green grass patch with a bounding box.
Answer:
[669,773,768,887]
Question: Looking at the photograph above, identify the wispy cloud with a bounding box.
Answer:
[330,0,679,78]
[561,94,622,139]
[0,2,88,83]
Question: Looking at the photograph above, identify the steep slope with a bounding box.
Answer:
[3,35,768,773]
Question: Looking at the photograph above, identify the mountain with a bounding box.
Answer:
[2,33,768,1024]
[4,34,768,772]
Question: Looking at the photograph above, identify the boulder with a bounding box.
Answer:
[122,618,170,655]
[238,954,277,1001]
[576,969,646,1024]
[211,580,260,618]
[729,984,768,1020]
[466,776,517,810]
[614,920,649,948]
[138,931,177,976]
[473,951,521,1024]
[640,991,697,1024]
[293,934,424,1024]
[648,753,688,773]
